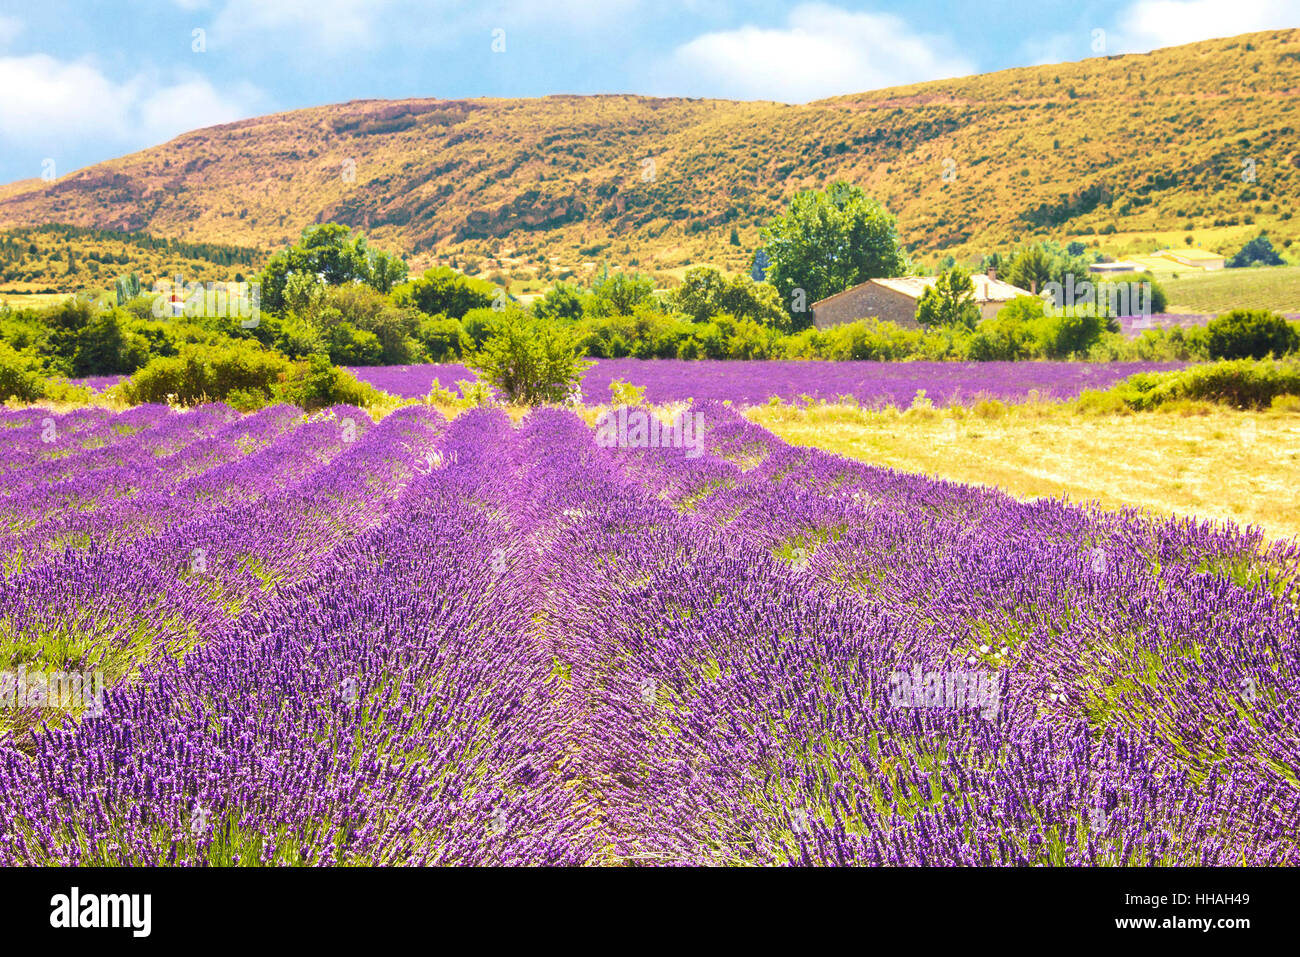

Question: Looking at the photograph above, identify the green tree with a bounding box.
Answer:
[915,267,981,331]
[1227,233,1285,268]
[668,267,727,323]
[394,266,496,319]
[532,281,586,322]
[1206,309,1298,359]
[1004,241,1089,294]
[260,224,407,312]
[464,311,591,405]
[587,267,655,317]
[759,181,907,330]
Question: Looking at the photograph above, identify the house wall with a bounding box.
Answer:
[812,285,920,330]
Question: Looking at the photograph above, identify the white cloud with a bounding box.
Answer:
[136,77,264,144]
[210,0,398,53]
[0,53,262,148]
[1115,0,1298,52]
[654,3,976,103]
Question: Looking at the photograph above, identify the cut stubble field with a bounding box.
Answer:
[750,403,1300,544]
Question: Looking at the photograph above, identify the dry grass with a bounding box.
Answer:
[747,401,1300,544]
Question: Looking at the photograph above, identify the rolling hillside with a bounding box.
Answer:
[0,29,1297,287]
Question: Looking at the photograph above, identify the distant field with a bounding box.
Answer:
[0,291,72,309]
[1162,265,1300,314]
[751,402,1300,543]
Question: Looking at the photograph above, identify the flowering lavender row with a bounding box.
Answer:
[0,400,1295,865]
[347,359,1189,406]
[585,402,1300,863]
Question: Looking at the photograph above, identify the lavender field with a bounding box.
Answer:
[0,400,1296,866]
[347,360,1189,406]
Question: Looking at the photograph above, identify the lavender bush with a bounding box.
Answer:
[0,400,1294,865]
[348,359,1189,407]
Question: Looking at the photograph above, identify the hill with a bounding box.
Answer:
[0,224,264,296]
[0,29,1297,288]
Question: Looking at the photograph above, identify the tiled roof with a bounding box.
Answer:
[813,274,1033,306]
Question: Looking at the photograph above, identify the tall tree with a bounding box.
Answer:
[259,224,408,312]
[915,267,981,331]
[759,181,907,329]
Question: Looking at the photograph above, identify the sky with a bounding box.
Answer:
[0,0,1296,184]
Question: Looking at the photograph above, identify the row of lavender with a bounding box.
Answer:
[588,404,1300,863]
[344,359,1188,406]
[0,401,1295,864]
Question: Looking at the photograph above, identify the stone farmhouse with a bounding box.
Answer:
[810,271,1035,331]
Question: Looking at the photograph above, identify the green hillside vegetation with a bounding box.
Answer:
[0,223,264,295]
[5,221,1299,416]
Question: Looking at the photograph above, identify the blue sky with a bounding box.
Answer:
[0,0,1295,184]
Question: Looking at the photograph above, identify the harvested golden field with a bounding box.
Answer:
[749,401,1300,543]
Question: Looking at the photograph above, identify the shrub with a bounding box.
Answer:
[119,342,384,411]
[970,298,1039,360]
[0,344,50,402]
[572,308,694,359]
[609,379,647,406]
[666,267,789,330]
[415,316,466,361]
[118,341,293,407]
[1102,359,1300,410]
[459,308,505,350]
[326,322,383,366]
[1206,309,1298,360]
[273,354,384,412]
[464,312,591,405]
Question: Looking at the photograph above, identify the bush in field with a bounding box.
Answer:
[273,354,385,412]
[609,379,647,406]
[687,314,782,360]
[464,312,591,405]
[0,343,51,402]
[967,297,1038,360]
[118,341,293,407]
[1096,358,1300,410]
[986,295,1104,359]
[573,307,694,359]
[1087,325,1210,363]
[666,266,789,330]
[119,342,383,411]
[1206,309,1298,360]
[415,316,466,361]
